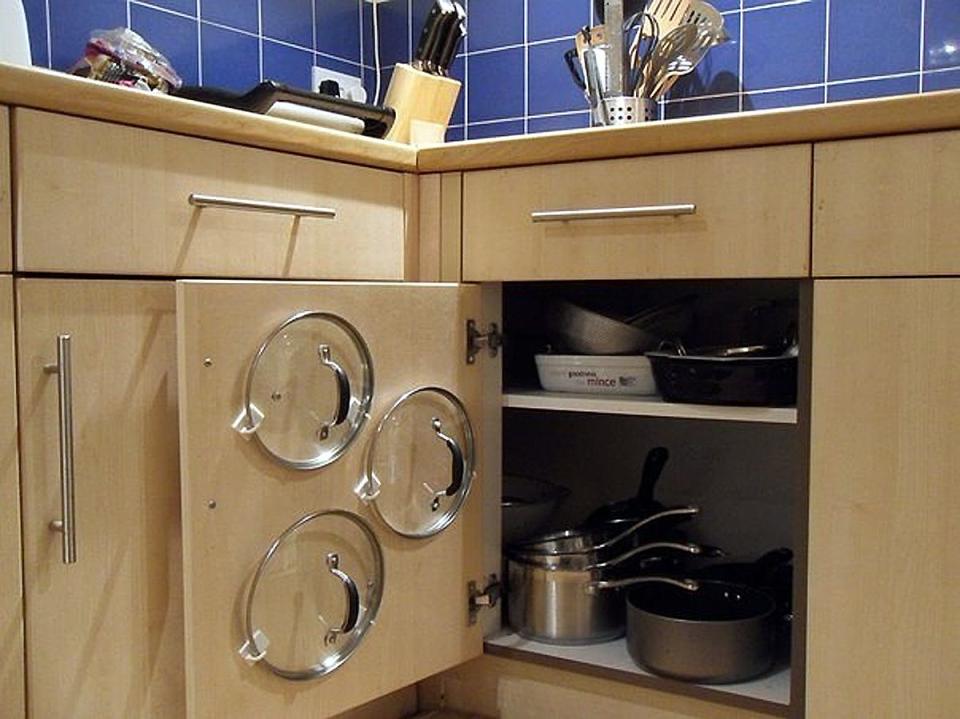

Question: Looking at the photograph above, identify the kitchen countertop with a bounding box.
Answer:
[2,62,960,174]
[0,63,419,172]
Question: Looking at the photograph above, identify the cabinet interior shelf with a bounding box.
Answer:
[485,631,791,716]
[502,390,798,424]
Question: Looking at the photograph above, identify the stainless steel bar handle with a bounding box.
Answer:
[188,193,337,219]
[530,203,697,223]
[44,335,76,565]
[586,576,700,594]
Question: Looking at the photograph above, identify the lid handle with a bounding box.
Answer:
[317,345,351,441]
[324,553,360,645]
[430,417,465,511]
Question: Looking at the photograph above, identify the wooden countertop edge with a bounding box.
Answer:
[3,63,960,174]
[418,90,960,172]
[0,63,418,172]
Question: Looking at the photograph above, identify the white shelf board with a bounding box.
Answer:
[485,631,791,710]
[502,390,798,425]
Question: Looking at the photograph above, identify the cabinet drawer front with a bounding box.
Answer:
[462,145,811,281]
[814,131,960,277]
[1,108,10,272]
[15,110,408,279]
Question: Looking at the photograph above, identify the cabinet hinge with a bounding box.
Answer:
[467,575,501,625]
[466,320,503,365]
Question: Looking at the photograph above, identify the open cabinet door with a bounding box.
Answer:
[176,281,494,718]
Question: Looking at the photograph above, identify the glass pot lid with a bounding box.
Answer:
[358,386,476,538]
[234,311,374,470]
[240,510,384,680]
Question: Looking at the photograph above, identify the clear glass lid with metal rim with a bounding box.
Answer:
[233,311,374,470]
[239,510,384,680]
[357,386,476,538]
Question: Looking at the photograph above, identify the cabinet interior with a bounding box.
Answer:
[488,279,809,716]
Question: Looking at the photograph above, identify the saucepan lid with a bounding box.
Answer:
[233,311,374,470]
[357,386,476,538]
[239,509,384,680]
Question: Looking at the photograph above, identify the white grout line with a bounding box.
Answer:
[126,1,132,30]
[822,0,830,102]
[44,0,52,67]
[196,0,202,84]
[737,2,744,112]
[740,0,808,12]
[257,0,263,82]
[463,0,470,139]
[919,0,926,92]
[523,0,529,134]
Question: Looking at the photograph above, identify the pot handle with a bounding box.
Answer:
[323,552,360,645]
[317,344,351,441]
[589,541,703,570]
[428,416,465,511]
[586,576,699,595]
[590,505,700,552]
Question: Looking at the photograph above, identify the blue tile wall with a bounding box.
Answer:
[22,0,373,94]
[20,0,960,141]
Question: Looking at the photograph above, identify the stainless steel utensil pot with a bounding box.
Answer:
[506,550,698,645]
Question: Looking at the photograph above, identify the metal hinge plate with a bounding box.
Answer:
[467,575,501,625]
[466,320,502,365]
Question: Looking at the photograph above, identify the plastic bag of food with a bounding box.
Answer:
[69,27,182,93]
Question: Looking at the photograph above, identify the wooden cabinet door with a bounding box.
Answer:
[1,108,10,272]
[0,276,24,717]
[176,281,492,718]
[807,279,960,717]
[17,279,183,718]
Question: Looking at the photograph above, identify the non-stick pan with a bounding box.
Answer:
[626,579,778,683]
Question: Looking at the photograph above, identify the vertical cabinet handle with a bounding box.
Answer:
[44,335,77,564]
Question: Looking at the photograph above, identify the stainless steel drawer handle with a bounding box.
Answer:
[43,335,77,565]
[530,203,697,223]
[188,193,337,219]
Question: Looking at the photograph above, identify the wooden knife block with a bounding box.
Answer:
[383,63,461,145]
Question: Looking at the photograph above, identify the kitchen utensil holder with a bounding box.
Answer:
[383,63,461,145]
[601,96,657,125]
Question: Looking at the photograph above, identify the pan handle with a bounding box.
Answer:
[589,541,703,570]
[586,576,699,595]
[590,505,699,552]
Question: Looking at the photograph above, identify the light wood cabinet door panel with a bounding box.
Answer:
[462,145,811,281]
[0,276,24,718]
[17,279,183,718]
[15,110,408,279]
[807,279,960,717]
[176,281,487,718]
[1,108,10,272]
[814,131,960,277]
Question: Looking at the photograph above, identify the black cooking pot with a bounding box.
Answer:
[626,579,778,684]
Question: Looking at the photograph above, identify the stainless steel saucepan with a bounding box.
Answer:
[506,540,701,645]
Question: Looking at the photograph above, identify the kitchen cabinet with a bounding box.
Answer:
[814,132,960,277]
[462,145,811,282]
[175,280,500,718]
[1,107,10,272]
[0,276,24,718]
[17,279,184,718]
[14,110,415,281]
[806,279,960,717]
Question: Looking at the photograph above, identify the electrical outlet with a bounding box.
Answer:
[311,66,367,103]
